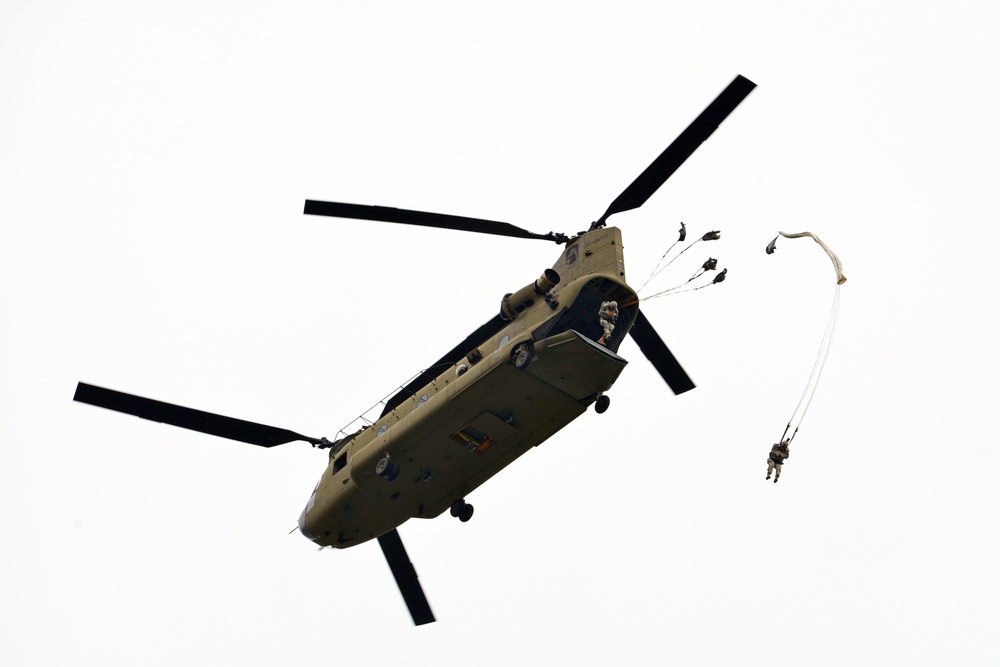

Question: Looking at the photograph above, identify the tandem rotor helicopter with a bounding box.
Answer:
[75,74,757,625]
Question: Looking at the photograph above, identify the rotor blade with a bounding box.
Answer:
[627,311,696,395]
[304,200,566,243]
[73,383,324,447]
[377,529,436,626]
[597,74,756,226]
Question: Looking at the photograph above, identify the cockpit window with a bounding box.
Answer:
[332,452,347,475]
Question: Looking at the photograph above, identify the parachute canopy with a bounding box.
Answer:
[767,231,846,285]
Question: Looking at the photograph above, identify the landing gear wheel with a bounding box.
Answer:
[513,345,534,369]
[375,457,400,481]
[595,394,611,414]
[451,498,474,521]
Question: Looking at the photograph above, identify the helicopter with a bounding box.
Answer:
[74,74,756,626]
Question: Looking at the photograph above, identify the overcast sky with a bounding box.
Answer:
[3,2,999,665]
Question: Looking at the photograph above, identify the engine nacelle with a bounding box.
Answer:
[500,269,560,321]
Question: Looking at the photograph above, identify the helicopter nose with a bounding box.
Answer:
[298,507,316,541]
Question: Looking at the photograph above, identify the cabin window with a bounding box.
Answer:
[332,452,347,475]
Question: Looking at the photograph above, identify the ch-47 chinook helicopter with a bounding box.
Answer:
[74,74,756,625]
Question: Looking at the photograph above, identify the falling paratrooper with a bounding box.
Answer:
[764,231,845,482]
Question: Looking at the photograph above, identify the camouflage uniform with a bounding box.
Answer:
[766,439,790,482]
[598,301,619,346]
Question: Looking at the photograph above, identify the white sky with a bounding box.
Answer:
[3,2,999,665]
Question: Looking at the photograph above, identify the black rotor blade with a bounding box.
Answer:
[597,74,756,226]
[74,383,323,447]
[627,311,696,395]
[377,529,435,626]
[304,200,565,243]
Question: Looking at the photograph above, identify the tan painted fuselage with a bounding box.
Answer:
[299,227,638,548]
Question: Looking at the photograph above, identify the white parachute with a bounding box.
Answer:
[767,231,846,285]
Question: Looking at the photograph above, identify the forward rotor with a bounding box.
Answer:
[304,74,756,242]
[303,75,755,396]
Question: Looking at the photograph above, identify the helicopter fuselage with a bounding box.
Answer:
[73,73,755,625]
[298,226,639,548]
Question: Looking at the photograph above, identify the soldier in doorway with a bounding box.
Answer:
[598,301,618,346]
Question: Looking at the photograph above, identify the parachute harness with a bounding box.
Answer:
[764,231,845,482]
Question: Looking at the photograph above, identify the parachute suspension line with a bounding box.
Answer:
[637,222,686,293]
[780,284,841,445]
[637,227,721,295]
[648,230,721,287]
[627,227,724,307]
[647,238,697,285]
[639,267,727,301]
[764,230,845,482]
